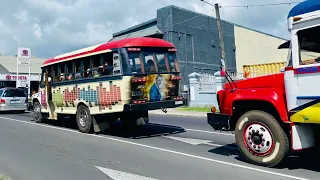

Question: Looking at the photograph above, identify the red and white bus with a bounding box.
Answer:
[31,37,183,133]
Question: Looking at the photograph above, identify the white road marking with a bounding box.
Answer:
[164,136,212,145]
[185,128,235,136]
[96,166,158,180]
[163,136,238,150]
[0,116,309,180]
[147,123,234,136]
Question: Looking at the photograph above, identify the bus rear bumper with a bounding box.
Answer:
[124,100,183,111]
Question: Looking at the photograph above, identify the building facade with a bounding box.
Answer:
[0,55,45,93]
[110,5,288,86]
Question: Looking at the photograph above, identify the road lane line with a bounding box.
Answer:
[147,123,234,136]
[185,128,235,136]
[0,116,309,180]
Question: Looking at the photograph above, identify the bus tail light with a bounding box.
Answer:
[0,99,5,104]
[133,99,146,104]
[171,76,182,80]
[132,77,146,83]
[174,96,183,100]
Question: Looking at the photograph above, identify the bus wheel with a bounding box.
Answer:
[33,102,43,123]
[76,104,93,133]
[235,110,289,167]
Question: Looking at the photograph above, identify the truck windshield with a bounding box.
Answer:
[125,47,179,74]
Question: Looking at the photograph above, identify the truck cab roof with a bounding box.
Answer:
[288,0,320,18]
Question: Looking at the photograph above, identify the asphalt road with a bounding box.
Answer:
[0,112,318,180]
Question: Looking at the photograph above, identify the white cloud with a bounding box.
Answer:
[0,0,296,58]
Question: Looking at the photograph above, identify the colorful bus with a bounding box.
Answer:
[31,37,183,133]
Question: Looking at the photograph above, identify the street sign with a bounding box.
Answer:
[19,61,30,65]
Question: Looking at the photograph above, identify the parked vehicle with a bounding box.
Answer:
[0,87,27,112]
[32,37,183,133]
[207,0,320,167]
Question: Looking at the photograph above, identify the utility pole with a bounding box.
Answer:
[200,1,227,67]
[214,3,226,64]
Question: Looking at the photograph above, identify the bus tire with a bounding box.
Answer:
[76,104,93,133]
[33,102,43,123]
[235,110,289,167]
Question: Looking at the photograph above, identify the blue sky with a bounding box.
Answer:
[0,0,297,59]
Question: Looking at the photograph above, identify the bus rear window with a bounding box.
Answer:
[126,48,179,74]
[128,52,142,74]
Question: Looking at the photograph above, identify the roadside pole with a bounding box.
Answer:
[214,3,226,65]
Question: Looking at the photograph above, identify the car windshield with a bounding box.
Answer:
[125,48,179,74]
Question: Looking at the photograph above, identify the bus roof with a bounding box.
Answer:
[288,0,320,18]
[42,37,174,67]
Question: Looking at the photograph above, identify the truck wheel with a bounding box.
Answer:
[235,110,289,167]
[76,104,93,133]
[33,102,43,123]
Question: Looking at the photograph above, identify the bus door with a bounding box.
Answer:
[46,67,56,119]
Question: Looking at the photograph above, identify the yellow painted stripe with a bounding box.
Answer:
[290,102,320,124]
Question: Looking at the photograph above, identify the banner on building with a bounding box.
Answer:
[17,47,31,59]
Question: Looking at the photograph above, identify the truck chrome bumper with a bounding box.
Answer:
[207,113,231,131]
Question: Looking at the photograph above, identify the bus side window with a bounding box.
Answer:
[51,64,58,82]
[82,57,90,78]
[66,61,73,80]
[100,52,114,76]
[74,59,82,79]
[59,63,65,81]
[92,54,101,78]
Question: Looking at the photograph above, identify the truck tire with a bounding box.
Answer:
[76,104,93,133]
[33,102,43,123]
[235,110,289,167]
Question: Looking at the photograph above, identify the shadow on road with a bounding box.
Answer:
[208,144,239,157]
[209,143,320,173]
[42,118,186,139]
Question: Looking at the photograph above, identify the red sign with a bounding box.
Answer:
[22,50,29,57]
[5,75,27,80]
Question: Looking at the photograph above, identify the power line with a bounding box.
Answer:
[220,1,302,8]
[174,8,215,26]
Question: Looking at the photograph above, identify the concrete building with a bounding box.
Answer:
[0,55,45,93]
[109,5,288,85]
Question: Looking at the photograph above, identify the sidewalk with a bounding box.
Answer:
[149,108,207,118]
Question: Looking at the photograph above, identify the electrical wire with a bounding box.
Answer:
[219,2,302,8]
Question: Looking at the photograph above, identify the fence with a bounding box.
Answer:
[187,71,243,108]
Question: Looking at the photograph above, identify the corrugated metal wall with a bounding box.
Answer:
[243,62,286,78]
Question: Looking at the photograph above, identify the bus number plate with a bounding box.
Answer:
[175,101,183,105]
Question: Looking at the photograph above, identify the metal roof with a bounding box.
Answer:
[109,25,163,42]
[288,0,320,18]
[0,56,45,74]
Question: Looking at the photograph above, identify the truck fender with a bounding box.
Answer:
[224,88,289,123]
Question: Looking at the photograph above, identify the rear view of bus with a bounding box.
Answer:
[120,38,183,125]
